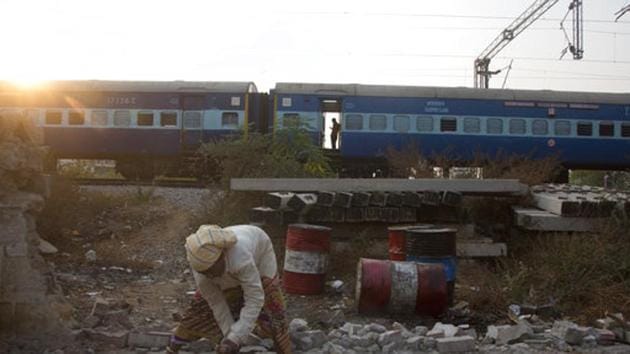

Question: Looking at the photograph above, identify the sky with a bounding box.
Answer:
[1,0,629,93]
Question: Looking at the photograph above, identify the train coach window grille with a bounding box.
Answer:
[509,119,526,135]
[345,114,363,130]
[68,111,85,125]
[416,116,433,132]
[440,117,457,132]
[622,123,630,138]
[463,118,480,133]
[487,118,503,134]
[532,119,548,135]
[183,111,202,129]
[137,112,154,126]
[577,122,593,136]
[91,110,109,126]
[114,110,131,127]
[222,112,239,128]
[393,115,410,133]
[369,115,387,131]
[554,120,571,136]
[160,112,177,127]
[599,122,614,137]
[45,111,62,125]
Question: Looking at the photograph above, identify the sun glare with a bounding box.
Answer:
[10,78,46,89]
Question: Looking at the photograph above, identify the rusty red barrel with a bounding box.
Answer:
[283,224,331,295]
[356,258,448,317]
[388,224,433,261]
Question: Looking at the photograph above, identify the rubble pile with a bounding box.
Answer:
[285,313,630,353]
[0,112,70,350]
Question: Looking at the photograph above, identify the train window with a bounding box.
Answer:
[440,117,457,132]
[68,111,85,125]
[487,118,503,134]
[554,120,571,136]
[532,119,548,135]
[114,110,131,127]
[577,122,593,136]
[509,119,526,135]
[416,116,433,132]
[599,122,614,137]
[622,123,630,137]
[183,111,202,129]
[137,112,154,126]
[393,115,410,133]
[345,114,363,130]
[160,112,177,127]
[282,113,300,128]
[45,111,62,125]
[369,115,387,131]
[463,118,480,133]
[91,110,109,126]
[222,112,239,128]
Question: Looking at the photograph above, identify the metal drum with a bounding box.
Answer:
[283,224,331,295]
[355,258,448,317]
[388,224,434,261]
[405,228,457,305]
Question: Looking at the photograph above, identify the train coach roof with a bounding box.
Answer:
[0,80,257,94]
[274,83,630,105]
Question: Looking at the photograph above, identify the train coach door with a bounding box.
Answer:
[320,99,342,150]
[181,95,205,152]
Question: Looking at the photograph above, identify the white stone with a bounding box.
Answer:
[289,318,309,333]
[414,325,429,336]
[430,322,459,338]
[405,335,423,351]
[551,320,578,339]
[85,249,97,262]
[377,330,403,347]
[436,336,475,353]
[303,330,327,349]
[486,322,533,345]
[38,238,58,254]
[365,323,387,334]
[340,322,363,336]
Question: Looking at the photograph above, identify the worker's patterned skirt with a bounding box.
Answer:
[173,276,291,354]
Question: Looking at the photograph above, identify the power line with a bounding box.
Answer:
[285,11,630,24]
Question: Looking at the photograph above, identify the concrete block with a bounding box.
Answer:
[486,322,533,345]
[436,336,475,353]
[377,330,403,347]
[385,192,403,207]
[287,193,317,213]
[399,207,417,222]
[364,207,381,221]
[307,205,331,223]
[263,192,295,210]
[457,242,507,258]
[402,192,423,207]
[345,208,365,222]
[379,207,400,223]
[350,192,371,207]
[230,178,528,195]
[422,190,442,206]
[128,331,170,348]
[442,191,463,207]
[333,192,353,208]
[368,192,386,206]
[316,191,335,207]
[513,207,604,232]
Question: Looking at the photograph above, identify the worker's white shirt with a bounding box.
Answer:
[192,225,277,345]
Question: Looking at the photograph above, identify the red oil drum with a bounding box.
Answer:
[388,224,433,261]
[283,224,331,295]
[356,258,448,317]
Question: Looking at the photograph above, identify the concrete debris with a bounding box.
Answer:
[127,331,170,349]
[485,321,533,345]
[38,238,59,254]
[436,335,475,353]
[85,249,97,262]
[289,318,309,333]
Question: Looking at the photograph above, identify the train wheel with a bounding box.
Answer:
[116,159,155,181]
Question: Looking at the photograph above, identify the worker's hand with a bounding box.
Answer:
[216,338,239,354]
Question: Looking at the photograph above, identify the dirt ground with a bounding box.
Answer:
[38,185,491,352]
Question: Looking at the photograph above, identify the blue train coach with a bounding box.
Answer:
[0,80,262,178]
[273,83,630,176]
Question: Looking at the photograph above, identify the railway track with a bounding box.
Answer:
[72,177,210,188]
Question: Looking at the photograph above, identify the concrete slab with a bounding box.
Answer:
[231,178,528,195]
[513,207,605,232]
[457,241,507,258]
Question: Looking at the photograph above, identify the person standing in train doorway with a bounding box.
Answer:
[330,118,341,150]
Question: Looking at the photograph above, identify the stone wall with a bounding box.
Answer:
[0,112,68,349]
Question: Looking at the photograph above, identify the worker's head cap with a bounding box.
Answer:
[185,225,237,272]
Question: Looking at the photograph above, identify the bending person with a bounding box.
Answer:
[168,224,291,354]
